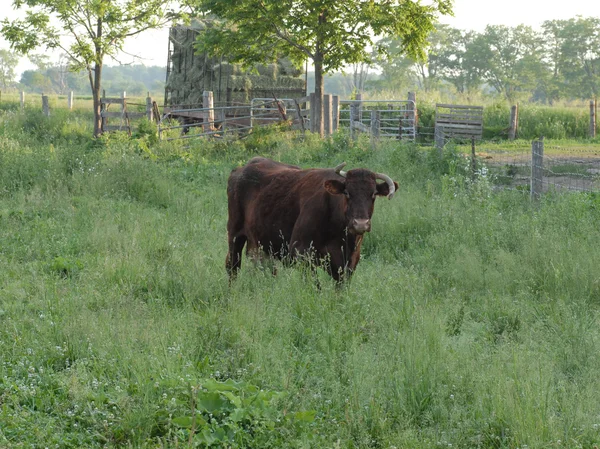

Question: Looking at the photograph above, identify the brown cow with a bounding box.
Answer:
[225,157,398,282]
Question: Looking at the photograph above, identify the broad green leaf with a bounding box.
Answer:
[293,410,316,422]
[198,392,230,413]
[172,416,193,428]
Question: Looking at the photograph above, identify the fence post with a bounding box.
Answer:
[121,91,126,117]
[323,94,332,137]
[356,93,363,122]
[42,94,49,116]
[471,136,477,180]
[350,102,360,141]
[332,95,339,132]
[408,91,417,124]
[531,137,544,200]
[370,110,380,148]
[309,92,316,133]
[121,91,130,135]
[406,91,417,139]
[434,127,445,152]
[68,91,74,110]
[146,94,153,121]
[121,91,126,129]
[202,91,214,132]
[509,104,518,140]
[20,91,25,110]
[590,100,596,138]
[101,90,107,132]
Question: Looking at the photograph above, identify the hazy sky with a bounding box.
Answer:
[439,0,600,31]
[2,0,600,78]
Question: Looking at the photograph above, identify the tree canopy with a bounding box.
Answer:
[1,0,180,135]
[189,0,453,135]
[0,49,19,89]
[373,16,600,104]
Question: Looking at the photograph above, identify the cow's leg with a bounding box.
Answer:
[244,242,279,276]
[289,238,323,288]
[226,234,247,279]
[322,246,353,286]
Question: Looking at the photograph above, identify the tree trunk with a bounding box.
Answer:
[313,12,325,138]
[92,15,104,138]
[92,62,103,137]
[314,54,324,138]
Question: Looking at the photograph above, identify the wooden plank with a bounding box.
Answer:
[101,111,124,118]
[436,103,483,110]
[102,111,145,119]
[436,114,482,121]
[436,112,483,118]
[437,123,482,130]
[436,119,483,126]
[440,128,483,135]
[441,127,483,133]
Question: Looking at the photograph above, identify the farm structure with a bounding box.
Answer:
[164,19,306,109]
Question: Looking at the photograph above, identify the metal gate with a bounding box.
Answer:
[339,100,416,140]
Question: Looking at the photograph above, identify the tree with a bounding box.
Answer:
[189,0,452,136]
[0,49,19,89]
[2,0,180,136]
[429,26,483,95]
[29,53,52,71]
[20,69,53,93]
[470,25,547,102]
[371,37,416,93]
[550,17,600,99]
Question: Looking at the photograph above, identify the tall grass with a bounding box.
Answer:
[415,102,595,141]
[2,109,600,447]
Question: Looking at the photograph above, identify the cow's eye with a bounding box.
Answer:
[344,191,350,198]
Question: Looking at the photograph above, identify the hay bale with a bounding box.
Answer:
[166,19,305,106]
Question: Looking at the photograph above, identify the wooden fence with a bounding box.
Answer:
[100,92,157,135]
[435,104,483,145]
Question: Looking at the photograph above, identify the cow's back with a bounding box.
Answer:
[227,158,340,257]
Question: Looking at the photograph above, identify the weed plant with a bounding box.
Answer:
[1,109,600,447]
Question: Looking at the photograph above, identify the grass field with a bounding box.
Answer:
[2,108,600,448]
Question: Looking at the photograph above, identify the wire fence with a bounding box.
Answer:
[434,133,600,196]
[539,144,600,193]
[158,98,304,141]
[338,100,416,140]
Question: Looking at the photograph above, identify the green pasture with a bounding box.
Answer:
[2,108,600,448]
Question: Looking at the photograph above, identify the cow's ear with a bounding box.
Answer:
[324,179,346,195]
[376,181,399,197]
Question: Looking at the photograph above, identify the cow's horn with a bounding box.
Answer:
[375,172,396,199]
[334,162,347,177]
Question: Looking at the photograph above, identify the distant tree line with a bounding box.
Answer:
[0,51,166,96]
[372,17,600,103]
[2,16,599,103]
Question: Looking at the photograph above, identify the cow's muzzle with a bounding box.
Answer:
[350,218,371,235]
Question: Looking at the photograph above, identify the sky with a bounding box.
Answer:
[2,0,600,78]
[438,0,600,31]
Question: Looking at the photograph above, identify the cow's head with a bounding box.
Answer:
[324,163,398,235]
